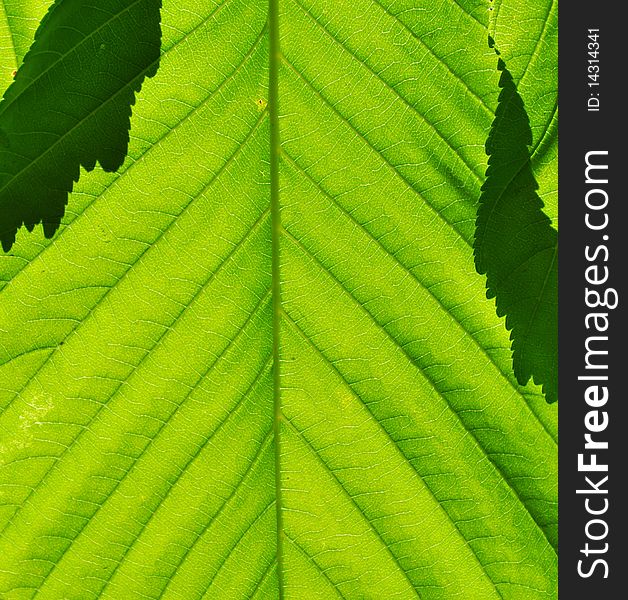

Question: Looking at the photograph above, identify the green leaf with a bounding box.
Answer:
[0,0,557,598]
[0,0,162,250]
[474,52,557,403]
[490,0,558,224]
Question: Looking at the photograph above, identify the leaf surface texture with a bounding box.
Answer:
[0,0,162,250]
[0,0,558,598]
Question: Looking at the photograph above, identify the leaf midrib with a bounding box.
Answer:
[268,0,285,598]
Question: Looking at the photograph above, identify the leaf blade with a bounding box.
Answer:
[0,0,162,250]
[0,0,557,597]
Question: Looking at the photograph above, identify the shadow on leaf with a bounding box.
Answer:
[0,0,162,251]
[474,41,558,403]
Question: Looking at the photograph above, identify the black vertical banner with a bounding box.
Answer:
[559,1,626,596]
